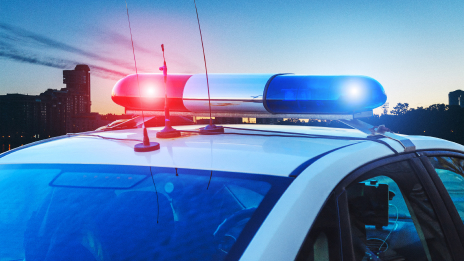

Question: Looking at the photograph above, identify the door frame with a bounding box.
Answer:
[419,150,464,247]
[332,152,464,260]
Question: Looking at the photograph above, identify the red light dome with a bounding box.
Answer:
[111,74,192,111]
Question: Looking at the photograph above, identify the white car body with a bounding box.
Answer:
[2,124,464,260]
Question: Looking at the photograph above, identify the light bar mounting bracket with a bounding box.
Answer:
[338,119,416,152]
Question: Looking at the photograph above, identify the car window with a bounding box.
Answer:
[297,195,340,261]
[0,164,292,261]
[344,161,452,261]
[427,156,464,222]
[299,160,453,261]
[347,175,428,260]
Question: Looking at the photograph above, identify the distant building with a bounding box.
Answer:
[257,118,283,124]
[63,64,91,114]
[193,117,282,125]
[39,88,70,136]
[449,90,464,107]
[0,94,44,139]
[1,65,129,150]
[71,113,108,133]
[215,117,243,124]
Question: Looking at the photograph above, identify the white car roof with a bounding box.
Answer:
[2,123,464,261]
[1,124,463,177]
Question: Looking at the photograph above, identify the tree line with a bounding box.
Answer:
[278,103,464,145]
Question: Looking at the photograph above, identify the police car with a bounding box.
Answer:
[1,73,464,261]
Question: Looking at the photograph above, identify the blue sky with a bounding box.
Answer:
[1,0,463,114]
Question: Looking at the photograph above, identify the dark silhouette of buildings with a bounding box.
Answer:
[449,90,464,107]
[0,94,44,139]
[1,65,131,152]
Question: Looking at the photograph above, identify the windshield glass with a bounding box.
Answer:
[0,164,292,261]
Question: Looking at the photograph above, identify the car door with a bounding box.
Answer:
[296,153,464,261]
[420,150,464,248]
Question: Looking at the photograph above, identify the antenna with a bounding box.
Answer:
[126,1,160,152]
[156,44,181,138]
[193,0,224,134]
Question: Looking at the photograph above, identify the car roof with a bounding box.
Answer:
[1,124,463,177]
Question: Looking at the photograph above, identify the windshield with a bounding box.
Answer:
[0,164,292,261]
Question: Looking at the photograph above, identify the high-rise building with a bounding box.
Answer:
[63,64,91,115]
[449,90,464,107]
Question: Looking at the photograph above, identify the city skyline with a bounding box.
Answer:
[1,0,463,114]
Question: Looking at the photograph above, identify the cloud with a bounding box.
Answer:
[0,22,138,72]
[87,26,202,72]
[0,42,128,80]
[0,22,202,78]
[91,28,152,54]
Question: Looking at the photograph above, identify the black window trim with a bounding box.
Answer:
[419,150,464,247]
[409,157,464,260]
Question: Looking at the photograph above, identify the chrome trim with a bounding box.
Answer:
[183,74,276,113]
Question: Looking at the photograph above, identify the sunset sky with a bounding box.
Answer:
[1,0,463,114]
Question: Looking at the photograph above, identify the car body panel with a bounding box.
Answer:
[0,125,374,176]
[2,124,464,260]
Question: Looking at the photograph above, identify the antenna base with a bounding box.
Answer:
[156,126,181,138]
[134,142,160,152]
[199,124,224,135]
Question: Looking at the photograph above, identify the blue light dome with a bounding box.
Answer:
[264,75,387,114]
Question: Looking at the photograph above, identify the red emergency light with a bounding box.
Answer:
[112,74,192,112]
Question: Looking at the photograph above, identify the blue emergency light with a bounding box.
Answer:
[112,73,387,118]
[264,75,386,114]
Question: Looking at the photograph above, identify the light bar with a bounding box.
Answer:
[112,73,387,118]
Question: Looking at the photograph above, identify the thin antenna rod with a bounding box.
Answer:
[162,44,168,123]
[126,1,159,152]
[193,0,224,134]
[156,44,181,138]
[194,0,212,125]
[125,1,146,128]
